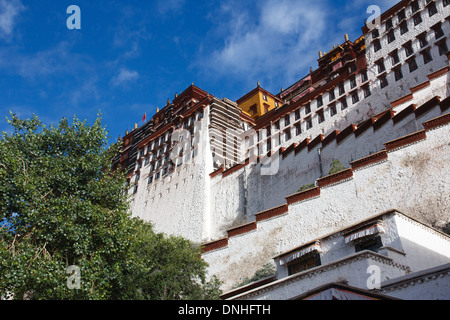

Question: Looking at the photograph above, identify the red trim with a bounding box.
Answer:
[336,124,357,144]
[351,150,388,171]
[285,187,320,205]
[410,81,430,94]
[209,167,224,178]
[222,159,250,178]
[391,93,413,108]
[384,130,426,151]
[255,204,289,222]
[373,110,395,131]
[415,96,441,118]
[317,168,353,188]
[354,118,375,137]
[422,113,450,131]
[322,130,340,148]
[294,138,310,154]
[427,66,449,81]
[307,134,324,151]
[282,143,297,159]
[227,222,257,238]
[392,104,416,124]
[202,237,228,253]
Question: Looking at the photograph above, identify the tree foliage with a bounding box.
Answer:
[328,159,347,175]
[0,113,221,300]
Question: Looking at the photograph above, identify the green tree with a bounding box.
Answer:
[124,218,222,300]
[0,113,221,300]
[329,159,347,175]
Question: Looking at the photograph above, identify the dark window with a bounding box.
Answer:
[355,236,383,253]
[361,71,368,83]
[411,0,420,13]
[400,21,408,35]
[352,92,360,104]
[284,114,290,126]
[295,109,301,121]
[306,117,313,130]
[413,13,422,26]
[317,96,323,107]
[376,59,385,73]
[339,83,345,95]
[444,0,450,7]
[318,110,325,123]
[433,24,444,39]
[422,49,433,64]
[398,9,406,21]
[372,29,379,39]
[379,75,388,88]
[295,123,301,136]
[330,104,337,117]
[373,39,381,52]
[284,129,291,142]
[390,50,400,65]
[341,98,348,110]
[385,18,393,31]
[363,85,371,98]
[394,67,403,81]
[266,138,271,151]
[387,30,395,43]
[288,253,321,276]
[428,3,437,16]
[329,89,335,101]
[437,40,449,56]
[418,33,428,48]
[305,103,311,114]
[404,41,414,57]
[350,77,357,89]
[407,58,418,72]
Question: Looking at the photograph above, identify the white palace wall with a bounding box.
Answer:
[209,69,449,239]
[203,114,450,291]
[130,106,216,243]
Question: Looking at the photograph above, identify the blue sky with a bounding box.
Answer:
[0,0,398,144]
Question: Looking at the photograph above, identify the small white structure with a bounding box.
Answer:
[223,210,450,300]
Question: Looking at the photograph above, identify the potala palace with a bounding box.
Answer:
[112,0,450,300]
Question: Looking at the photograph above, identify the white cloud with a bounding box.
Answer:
[197,0,329,92]
[0,0,24,39]
[197,0,403,96]
[111,68,139,87]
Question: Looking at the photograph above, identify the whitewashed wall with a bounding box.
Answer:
[130,106,215,243]
[209,71,448,238]
[203,121,450,291]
